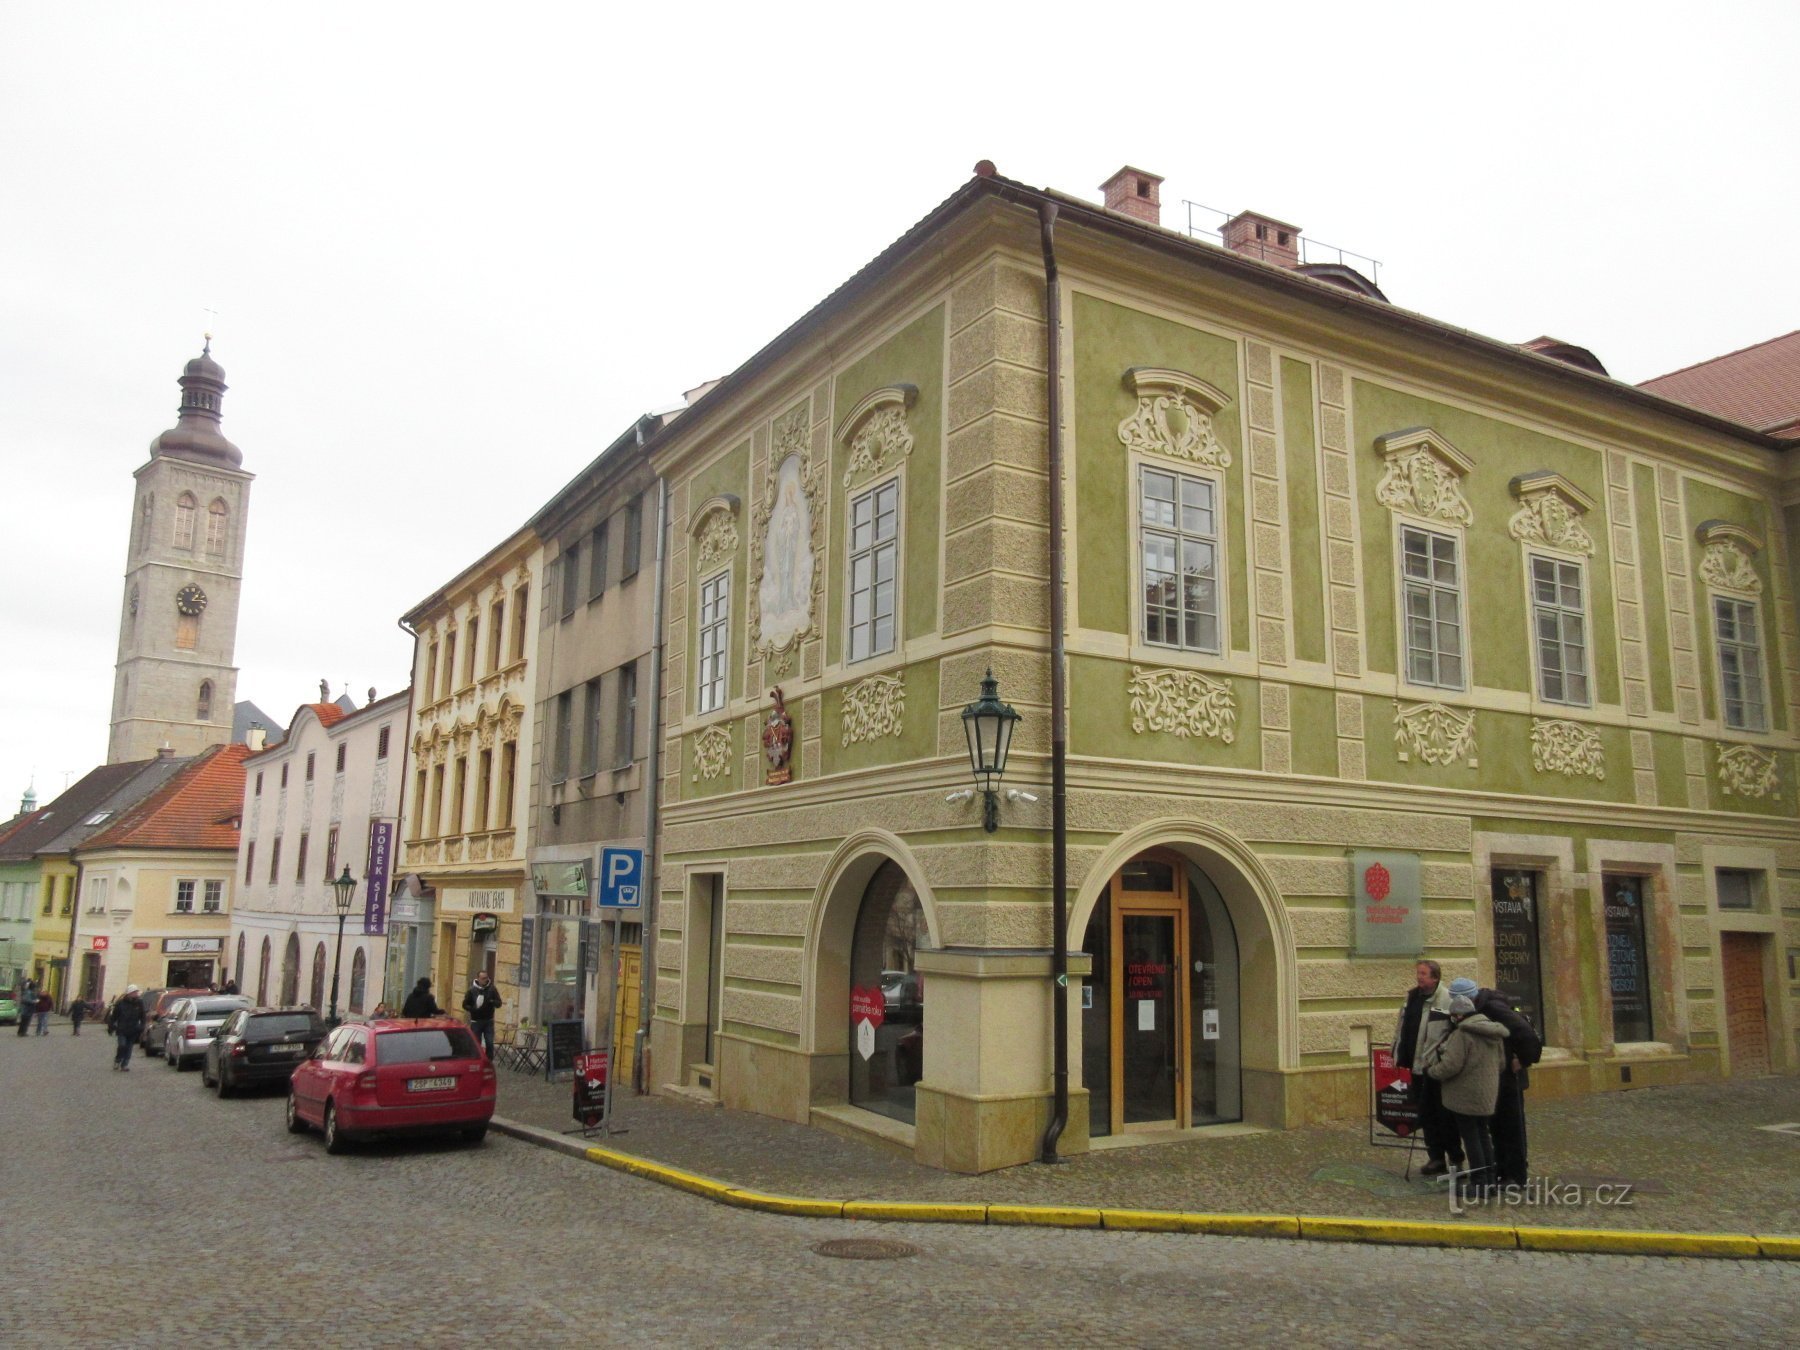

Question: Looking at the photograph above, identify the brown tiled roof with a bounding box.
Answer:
[1639,331,1800,439]
[0,809,46,851]
[80,744,251,853]
[0,761,161,861]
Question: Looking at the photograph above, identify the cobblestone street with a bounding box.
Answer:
[4,1025,1794,1348]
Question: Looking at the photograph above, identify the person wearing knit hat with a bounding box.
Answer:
[1448,977,1479,1001]
[1390,959,1462,1175]
[1456,979,1544,1185]
[1418,992,1508,1194]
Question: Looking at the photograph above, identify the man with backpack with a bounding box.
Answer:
[1449,977,1542,1186]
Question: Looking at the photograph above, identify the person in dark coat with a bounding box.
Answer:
[1419,994,1508,1195]
[107,986,147,1070]
[461,970,502,1059]
[1450,977,1542,1186]
[69,995,87,1036]
[401,977,440,1018]
[16,979,36,1038]
[1391,960,1461,1175]
[33,991,52,1035]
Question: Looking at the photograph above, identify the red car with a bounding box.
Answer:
[286,1017,496,1153]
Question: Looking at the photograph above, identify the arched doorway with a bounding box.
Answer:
[847,861,925,1124]
[258,937,271,1003]
[309,942,327,1010]
[234,933,246,991]
[349,948,367,1014]
[280,933,300,1005]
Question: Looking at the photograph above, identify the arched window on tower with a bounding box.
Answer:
[174,492,198,549]
[197,680,213,721]
[205,499,228,557]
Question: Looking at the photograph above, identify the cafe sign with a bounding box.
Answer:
[1350,851,1423,957]
[440,886,516,916]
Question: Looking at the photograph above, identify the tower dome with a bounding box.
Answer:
[149,337,243,468]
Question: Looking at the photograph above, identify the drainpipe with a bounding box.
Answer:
[633,453,668,1094]
[1038,201,1070,1164]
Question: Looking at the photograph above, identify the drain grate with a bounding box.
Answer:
[811,1238,920,1260]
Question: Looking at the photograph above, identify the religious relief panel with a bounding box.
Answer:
[692,724,733,783]
[1374,428,1474,527]
[836,384,917,488]
[841,672,905,745]
[1716,743,1778,799]
[1127,666,1237,743]
[1507,471,1595,556]
[1531,717,1605,779]
[1393,699,1477,767]
[1116,367,1233,469]
[1695,521,1763,595]
[750,403,822,677]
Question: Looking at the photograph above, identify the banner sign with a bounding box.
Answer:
[1350,851,1423,957]
[517,915,535,988]
[363,820,394,936]
[1370,1045,1419,1141]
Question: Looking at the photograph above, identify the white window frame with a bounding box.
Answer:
[1398,522,1468,692]
[202,879,224,914]
[696,569,731,716]
[1136,462,1224,656]
[174,878,196,913]
[1528,552,1591,707]
[1711,594,1768,732]
[845,476,901,665]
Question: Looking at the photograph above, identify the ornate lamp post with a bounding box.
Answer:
[327,865,357,1027]
[960,668,1020,833]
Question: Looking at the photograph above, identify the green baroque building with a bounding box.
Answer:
[636,164,1797,1171]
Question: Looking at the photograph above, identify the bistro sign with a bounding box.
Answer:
[440,886,516,916]
[162,937,223,954]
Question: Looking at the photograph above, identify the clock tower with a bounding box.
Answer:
[107,341,254,763]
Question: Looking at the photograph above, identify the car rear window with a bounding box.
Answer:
[195,998,251,1017]
[374,1028,479,1065]
[244,1014,317,1040]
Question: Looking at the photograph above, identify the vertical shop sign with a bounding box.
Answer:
[363,820,393,936]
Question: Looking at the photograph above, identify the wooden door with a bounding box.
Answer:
[1721,933,1770,1077]
[1110,852,1191,1131]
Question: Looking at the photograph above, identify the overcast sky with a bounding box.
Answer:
[3,3,1796,808]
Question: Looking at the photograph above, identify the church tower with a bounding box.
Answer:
[107,341,253,763]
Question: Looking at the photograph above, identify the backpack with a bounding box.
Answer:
[1479,990,1543,1067]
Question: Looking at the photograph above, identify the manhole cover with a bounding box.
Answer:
[811,1238,920,1260]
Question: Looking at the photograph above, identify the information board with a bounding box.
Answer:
[544,1018,584,1081]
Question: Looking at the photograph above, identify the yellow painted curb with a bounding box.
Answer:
[1300,1217,1517,1249]
[1516,1227,1760,1259]
[987,1204,1104,1229]
[586,1147,732,1201]
[843,1200,988,1224]
[1756,1235,1800,1261]
[726,1190,847,1219]
[1101,1208,1205,1232]
[1187,1214,1303,1239]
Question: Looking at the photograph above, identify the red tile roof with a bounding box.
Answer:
[309,702,348,729]
[1639,330,1800,439]
[80,744,251,853]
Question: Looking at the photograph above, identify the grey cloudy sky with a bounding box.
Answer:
[3,2,1795,808]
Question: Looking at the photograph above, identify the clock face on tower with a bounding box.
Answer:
[176,583,209,616]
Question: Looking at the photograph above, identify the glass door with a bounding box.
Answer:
[1119,912,1180,1126]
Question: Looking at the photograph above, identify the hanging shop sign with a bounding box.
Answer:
[1350,851,1423,957]
[471,914,500,937]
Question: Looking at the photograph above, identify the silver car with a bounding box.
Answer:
[163,995,252,1069]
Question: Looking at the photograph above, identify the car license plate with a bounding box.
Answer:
[407,1076,456,1092]
[274,1044,305,1055]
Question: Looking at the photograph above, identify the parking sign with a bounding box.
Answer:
[598,847,644,909]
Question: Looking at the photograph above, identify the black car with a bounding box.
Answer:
[201,1008,327,1097]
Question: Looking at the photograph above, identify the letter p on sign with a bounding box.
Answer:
[598,847,644,910]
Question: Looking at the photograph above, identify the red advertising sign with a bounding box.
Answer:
[90,935,110,951]
[1371,1045,1419,1139]
[850,986,885,1028]
[573,1050,609,1128]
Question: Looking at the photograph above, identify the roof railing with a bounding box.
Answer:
[1181,200,1382,287]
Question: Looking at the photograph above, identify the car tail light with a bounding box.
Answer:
[481,1062,496,1084]
[230,1043,247,1057]
[184,1024,199,1039]
[356,1071,377,1090]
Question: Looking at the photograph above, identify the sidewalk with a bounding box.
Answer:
[495,1069,1800,1236]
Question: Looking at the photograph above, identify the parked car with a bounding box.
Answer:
[287,1017,496,1154]
[202,1008,326,1096]
[139,987,208,1052]
[161,995,251,1069]
[0,996,18,1027]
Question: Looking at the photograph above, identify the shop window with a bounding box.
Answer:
[1401,524,1465,689]
[1713,597,1767,731]
[848,861,924,1126]
[1602,875,1654,1043]
[1530,556,1589,705]
[1489,869,1546,1034]
[846,478,899,663]
[1139,466,1220,653]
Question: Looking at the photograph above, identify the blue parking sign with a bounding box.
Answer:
[598,847,644,909]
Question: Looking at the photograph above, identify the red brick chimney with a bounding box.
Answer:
[1221,210,1302,268]
[1100,166,1163,226]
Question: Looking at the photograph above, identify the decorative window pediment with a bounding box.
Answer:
[1507,470,1595,556]
[836,384,917,488]
[1695,519,1763,595]
[1117,367,1233,468]
[689,494,741,575]
[1374,427,1474,526]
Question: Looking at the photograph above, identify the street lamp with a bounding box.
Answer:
[327,865,357,1027]
[960,668,1020,833]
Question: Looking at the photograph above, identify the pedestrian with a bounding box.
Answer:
[33,990,52,1035]
[1391,959,1462,1176]
[370,1002,393,1019]
[461,970,502,1058]
[221,978,239,996]
[400,977,440,1018]
[1419,993,1507,1195]
[1450,977,1542,1186]
[69,995,87,1036]
[16,978,36,1038]
[107,986,146,1071]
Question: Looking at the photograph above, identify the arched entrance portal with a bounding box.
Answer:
[847,861,925,1124]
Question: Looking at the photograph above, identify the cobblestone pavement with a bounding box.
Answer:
[496,1059,1800,1235]
[5,1026,1794,1349]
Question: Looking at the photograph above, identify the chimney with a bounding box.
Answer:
[157,742,176,759]
[246,722,267,753]
[1100,166,1163,226]
[1221,210,1302,268]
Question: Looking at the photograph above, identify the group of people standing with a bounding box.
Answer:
[1393,959,1542,1194]
[398,969,504,1057]
[10,978,64,1037]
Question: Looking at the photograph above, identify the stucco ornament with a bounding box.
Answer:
[1716,743,1778,799]
[750,403,822,677]
[691,724,732,783]
[1128,666,1237,743]
[1374,428,1474,527]
[836,384,917,489]
[1393,700,1477,767]
[692,497,740,576]
[1116,368,1233,468]
[1507,472,1595,556]
[1531,718,1605,779]
[841,672,905,746]
[1695,520,1763,595]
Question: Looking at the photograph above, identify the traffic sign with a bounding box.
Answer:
[598,847,644,909]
